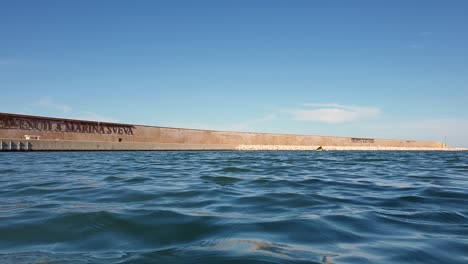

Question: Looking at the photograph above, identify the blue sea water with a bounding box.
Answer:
[0,151,467,264]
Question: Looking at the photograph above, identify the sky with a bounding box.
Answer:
[1,0,467,147]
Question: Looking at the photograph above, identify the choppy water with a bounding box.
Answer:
[1,151,467,264]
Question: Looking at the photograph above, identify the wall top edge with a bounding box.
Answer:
[0,112,442,144]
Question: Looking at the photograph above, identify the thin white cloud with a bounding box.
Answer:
[72,112,120,123]
[0,59,20,65]
[33,97,119,122]
[410,43,422,49]
[159,114,276,132]
[286,103,381,124]
[158,122,227,131]
[409,31,433,49]
[303,103,344,108]
[370,118,468,148]
[36,97,72,114]
[229,114,276,131]
[418,31,433,37]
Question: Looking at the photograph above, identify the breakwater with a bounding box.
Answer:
[235,145,466,151]
[0,112,449,151]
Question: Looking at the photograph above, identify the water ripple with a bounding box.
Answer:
[0,151,467,263]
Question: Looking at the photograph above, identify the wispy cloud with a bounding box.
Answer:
[159,114,276,132]
[0,59,20,65]
[409,43,422,49]
[285,103,381,124]
[36,97,72,114]
[407,118,468,147]
[33,97,119,122]
[418,31,433,37]
[369,118,468,147]
[71,112,120,123]
[229,114,276,131]
[410,31,434,49]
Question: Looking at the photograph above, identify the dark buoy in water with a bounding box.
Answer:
[316,146,325,151]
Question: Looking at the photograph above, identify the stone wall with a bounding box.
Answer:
[0,112,444,150]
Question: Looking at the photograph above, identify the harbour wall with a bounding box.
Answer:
[0,112,444,151]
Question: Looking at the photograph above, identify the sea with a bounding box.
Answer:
[0,151,467,264]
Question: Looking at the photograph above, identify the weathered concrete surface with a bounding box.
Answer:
[0,112,446,151]
[0,139,236,151]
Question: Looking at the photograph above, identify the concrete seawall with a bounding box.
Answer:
[0,139,235,151]
[0,112,451,151]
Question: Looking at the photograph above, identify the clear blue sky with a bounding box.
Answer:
[1,1,467,146]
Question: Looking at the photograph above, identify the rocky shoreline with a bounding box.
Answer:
[235,145,468,151]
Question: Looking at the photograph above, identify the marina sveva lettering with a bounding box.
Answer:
[0,115,134,135]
